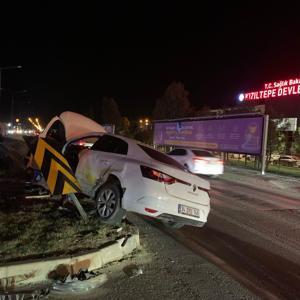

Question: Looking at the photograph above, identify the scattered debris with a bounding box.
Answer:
[25,194,51,199]
[121,235,130,247]
[116,227,123,233]
[0,285,51,300]
[58,206,72,212]
[123,264,143,278]
[88,209,97,216]
[52,269,107,294]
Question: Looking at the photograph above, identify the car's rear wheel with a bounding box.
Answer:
[95,181,126,225]
[162,221,184,229]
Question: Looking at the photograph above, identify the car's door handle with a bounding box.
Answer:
[102,160,110,165]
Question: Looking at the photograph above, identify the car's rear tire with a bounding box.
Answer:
[95,181,126,225]
[162,221,184,229]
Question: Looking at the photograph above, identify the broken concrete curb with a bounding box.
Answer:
[0,233,140,290]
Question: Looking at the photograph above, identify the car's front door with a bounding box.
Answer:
[75,135,129,196]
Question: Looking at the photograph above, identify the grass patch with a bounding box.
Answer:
[0,197,136,263]
[227,159,300,178]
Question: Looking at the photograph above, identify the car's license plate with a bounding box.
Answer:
[178,204,200,218]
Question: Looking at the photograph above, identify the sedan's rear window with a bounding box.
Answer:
[192,150,214,157]
[91,135,128,155]
[138,144,185,170]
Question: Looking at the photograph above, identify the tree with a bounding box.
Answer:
[292,130,300,155]
[266,119,288,167]
[153,81,191,120]
[101,97,122,131]
[196,105,211,116]
[118,116,131,137]
[134,128,153,145]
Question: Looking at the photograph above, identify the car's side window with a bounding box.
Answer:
[168,149,187,156]
[91,135,128,155]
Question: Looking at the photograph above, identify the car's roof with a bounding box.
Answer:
[106,133,150,148]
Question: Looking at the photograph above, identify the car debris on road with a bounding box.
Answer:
[52,269,108,294]
[123,264,143,278]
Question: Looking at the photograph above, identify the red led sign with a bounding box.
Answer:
[243,78,300,101]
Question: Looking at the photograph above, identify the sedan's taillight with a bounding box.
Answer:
[193,157,208,164]
[140,166,190,186]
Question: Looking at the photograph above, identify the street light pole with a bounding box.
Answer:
[0,65,22,107]
[10,94,14,124]
[10,89,27,124]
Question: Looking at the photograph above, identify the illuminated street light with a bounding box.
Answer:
[138,117,151,130]
[16,118,20,123]
[28,117,43,132]
[0,65,22,71]
[238,93,245,102]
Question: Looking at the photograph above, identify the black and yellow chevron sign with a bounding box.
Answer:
[34,138,81,195]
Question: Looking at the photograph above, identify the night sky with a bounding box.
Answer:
[1,2,300,123]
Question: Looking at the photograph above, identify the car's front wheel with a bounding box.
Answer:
[95,182,126,225]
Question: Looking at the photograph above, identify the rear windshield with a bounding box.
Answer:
[138,144,185,170]
[192,150,214,157]
[91,135,128,155]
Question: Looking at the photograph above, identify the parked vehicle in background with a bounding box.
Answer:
[273,155,300,167]
[270,154,280,164]
[167,148,224,176]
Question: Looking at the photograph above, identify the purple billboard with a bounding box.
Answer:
[154,117,264,155]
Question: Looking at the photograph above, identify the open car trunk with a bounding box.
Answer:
[27,111,107,173]
[40,111,106,145]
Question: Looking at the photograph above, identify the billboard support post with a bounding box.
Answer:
[261,114,269,175]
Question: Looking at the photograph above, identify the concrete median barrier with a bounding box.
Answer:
[0,233,140,291]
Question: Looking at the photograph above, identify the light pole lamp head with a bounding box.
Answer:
[238,93,245,102]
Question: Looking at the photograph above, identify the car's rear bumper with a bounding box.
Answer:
[158,213,205,227]
[125,194,210,226]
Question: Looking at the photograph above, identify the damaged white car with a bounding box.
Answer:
[41,112,211,229]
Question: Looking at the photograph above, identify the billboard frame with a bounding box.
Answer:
[153,113,269,175]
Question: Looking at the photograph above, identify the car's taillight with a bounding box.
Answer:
[193,157,208,163]
[140,166,190,186]
[145,207,158,214]
[216,159,223,164]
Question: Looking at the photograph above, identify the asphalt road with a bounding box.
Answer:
[49,211,256,300]
[158,176,300,299]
